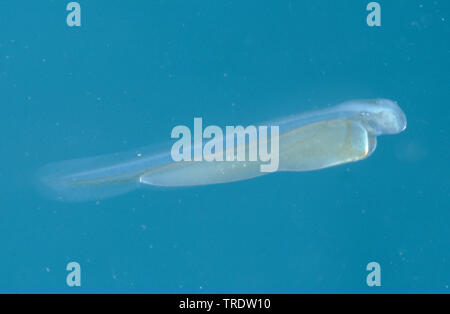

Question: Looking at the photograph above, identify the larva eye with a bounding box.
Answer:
[360,111,370,117]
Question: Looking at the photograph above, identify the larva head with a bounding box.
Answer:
[338,99,407,136]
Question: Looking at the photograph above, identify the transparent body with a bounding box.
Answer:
[37,99,406,202]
